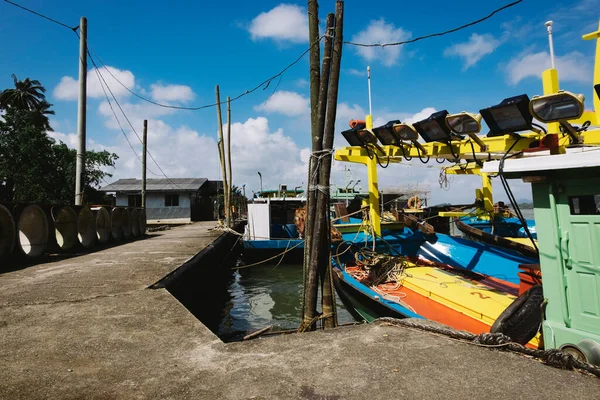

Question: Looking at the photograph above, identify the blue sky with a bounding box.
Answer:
[1,0,598,203]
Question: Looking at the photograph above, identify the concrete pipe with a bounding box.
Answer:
[120,207,132,239]
[129,208,140,238]
[110,207,124,241]
[139,208,147,236]
[91,206,111,244]
[77,206,97,248]
[17,204,48,258]
[52,206,78,251]
[0,204,16,261]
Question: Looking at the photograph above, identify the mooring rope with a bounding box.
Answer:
[376,317,600,378]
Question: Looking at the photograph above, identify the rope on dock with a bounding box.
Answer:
[376,317,600,378]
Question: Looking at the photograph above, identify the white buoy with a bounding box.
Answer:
[53,206,78,251]
[77,206,96,248]
[0,204,16,261]
[17,204,48,258]
[91,206,111,244]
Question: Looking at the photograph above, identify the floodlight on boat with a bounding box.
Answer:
[595,84,600,101]
[341,122,385,153]
[530,91,585,123]
[413,110,460,143]
[480,94,535,137]
[446,112,487,151]
[373,120,401,146]
[391,123,427,154]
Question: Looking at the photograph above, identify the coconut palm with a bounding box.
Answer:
[0,74,47,110]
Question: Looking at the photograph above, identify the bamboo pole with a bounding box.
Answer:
[300,0,322,330]
[227,96,233,224]
[308,12,335,330]
[215,86,229,225]
[318,2,344,329]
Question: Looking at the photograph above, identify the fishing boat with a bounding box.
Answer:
[329,21,600,360]
[243,186,306,263]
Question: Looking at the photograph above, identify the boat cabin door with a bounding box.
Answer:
[550,179,600,363]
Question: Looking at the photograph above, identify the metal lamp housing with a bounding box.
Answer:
[373,120,402,146]
[446,112,482,135]
[341,122,367,146]
[413,110,454,143]
[392,124,419,141]
[595,84,600,101]
[480,94,533,137]
[529,91,585,123]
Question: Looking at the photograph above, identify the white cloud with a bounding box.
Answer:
[254,91,309,116]
[505,50,593,85]
[444,33,502,70]
[248,4,307,43]
[346,68,366,77]
[53,66,135,101]
[350,19,411,66]
[150,83,195,103]
[47,131,79,148]
[294,78,309,88]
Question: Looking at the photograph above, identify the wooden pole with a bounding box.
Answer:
[75,16,87,206]
[307,12,335,331]
[318,2,344,329]
[215,85,229,225]
[300,0,321,331]
[142,119,147,209]
[227,96,233,224]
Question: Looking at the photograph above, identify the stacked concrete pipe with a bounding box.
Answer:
[139,208,147,236]
[120,207,132,240]
[129,208,140,238]
[15,204,49,258]
[75,206,97,248]
[49,206,78,252]
[0,204,16,262]
[110,207,124,241]
[91,206,111,244]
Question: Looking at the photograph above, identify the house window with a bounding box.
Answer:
[128,195,142,207]
[165,193,179,207]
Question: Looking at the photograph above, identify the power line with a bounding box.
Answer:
[88,56,161,178]
[88,34,325,111]
[2,0,78,31]
[343,0,522,47]
[85,47,184,190]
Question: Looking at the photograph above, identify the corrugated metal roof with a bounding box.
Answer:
[99,178,209,192]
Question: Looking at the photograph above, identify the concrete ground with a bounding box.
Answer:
[0,222,598,399]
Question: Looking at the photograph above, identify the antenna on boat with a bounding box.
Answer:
[367,66,373,117]
[545,21,556,69]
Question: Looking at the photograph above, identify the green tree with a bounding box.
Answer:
[0,75,118,204]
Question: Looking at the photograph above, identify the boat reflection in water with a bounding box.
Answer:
[217,262,355,342]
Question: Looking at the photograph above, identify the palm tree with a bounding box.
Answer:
[30,101,55,132]
[0,74,46,110]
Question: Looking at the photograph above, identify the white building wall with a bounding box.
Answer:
[115,192,192,223]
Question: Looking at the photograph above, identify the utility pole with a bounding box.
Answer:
[227,96,233,223]
[75,16,87,205]
[142,120,147,209]
[215,86,229,226]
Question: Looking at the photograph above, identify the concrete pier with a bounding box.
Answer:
[0,222,598,399]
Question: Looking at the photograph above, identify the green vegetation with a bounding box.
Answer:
[0,75,118,204]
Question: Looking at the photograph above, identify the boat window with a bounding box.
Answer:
[165,193,179,207]
[568,195,600,215]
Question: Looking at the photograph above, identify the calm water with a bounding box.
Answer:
[217,262,356,341]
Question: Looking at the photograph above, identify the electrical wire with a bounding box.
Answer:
[416,145,430,164]
[83,42,184,189]
[2,0,79,31]
[343,0,522,47]
[88,34,326,111]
